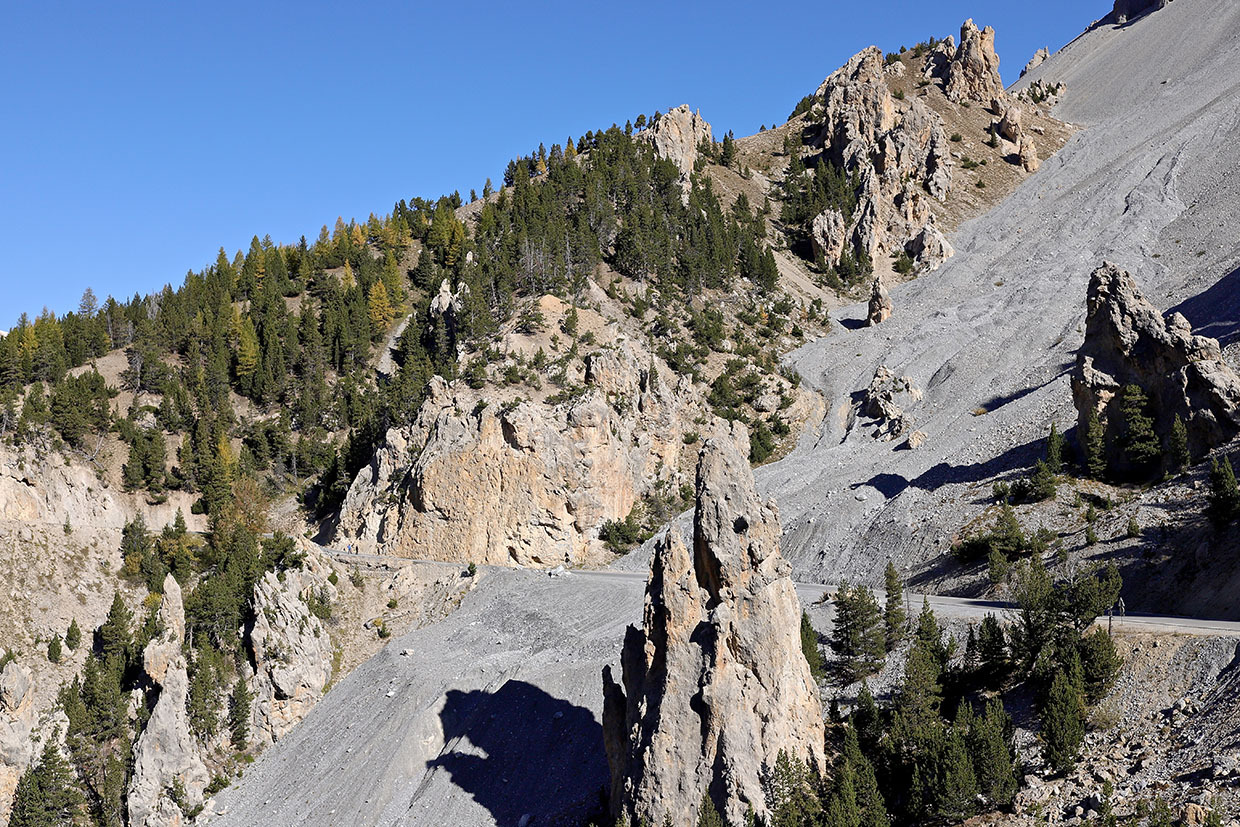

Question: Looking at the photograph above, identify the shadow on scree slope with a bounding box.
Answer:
[426,680,609,826]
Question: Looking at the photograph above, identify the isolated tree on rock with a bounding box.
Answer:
[830,582,886,682]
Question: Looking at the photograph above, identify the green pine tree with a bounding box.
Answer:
[830,582,886,682]
[1208,456,1240,525]
[9,736,85,827]
[64,619,81,651]
[883,561,906,653]
[46,635,62,664]
[229,678,252,749]
[1042,669,1086,774]
[697,792,725,827]
[800,611,826,681]
[1169,413,1190,473]
[1082,405,1106,479]
[1117,384,1159,474]
[1046,421,1065,474]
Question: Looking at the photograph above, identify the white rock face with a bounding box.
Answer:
[602,438,825,826]
[127,576,209,827]
[808,46,952,268]
[639,104,713,185]
[335,338,706,566]
[0,661,36,822]
[249,556,336,747]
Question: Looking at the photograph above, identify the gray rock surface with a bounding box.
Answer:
[0,661,35,820]
[640,104,713,186]
[602,439,824,826]
[127,576,209,827]
[1071,261,1240,474]
[1114,0,1173,24]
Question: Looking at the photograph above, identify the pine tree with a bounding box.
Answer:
[1042,669,1086,774]
[367,280,394,332]
[830,582,886,682]
[1083,405,1106,479]
[696,792,724,827]
[936,721,978,821]
[229,678,252,749]
[1170,413,1190,473]
[1208,456,1240,525]
[97,593,133,676]
[64,620,81,651]
[1117,384,1159,474]
[883,560,906,652]
[47,635,62,664]
[1046,421,1065,474]
[800,611,825,681]
[9,737,84,827]
[970,697,1018,808]
[977,613,1008,682]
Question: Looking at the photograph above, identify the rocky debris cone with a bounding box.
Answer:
[601,438,825,826]
[1113,0,1172,24]
[1021,47,1050,77]
[862,366,921,441]
[943,19,1005,104]
[1071,262,1240,476]
[127,576,209,827]
[867,278,893,326]
[808,46,952,268]
[639,104,712,187]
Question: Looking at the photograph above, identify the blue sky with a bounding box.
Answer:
[0,1,1108,327]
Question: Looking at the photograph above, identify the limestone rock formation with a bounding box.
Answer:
[862,366,920,441]
[1021,47,1050,77]
[808,46,952,268]
[1071,262,1240,475]
[904,221,955,272]
[996,102,1024,144]
[640,104,713,185]
[944,19,1005,104]
[1113,0,1172,24]
[1019,134,1041,172]
[601,438,825,826]
[867,278,893,325]
[334,337,705,566]
[0,661,36,822]
[127,576,209,827]
[248,553,336,747]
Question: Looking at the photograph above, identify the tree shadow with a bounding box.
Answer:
[1169,264,1240,346]
[426,680,608,826]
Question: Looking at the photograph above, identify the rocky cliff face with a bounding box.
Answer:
[128,576,209,827]
[0,662,36,823]
[943,19,1005,104]
[807,46,953,272]
[601,437,825,826]
[1072,262,1240,475]
[248,554,337,747]
[334,338,705,566]
[639,104,713,185]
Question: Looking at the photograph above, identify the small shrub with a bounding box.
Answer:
[892,89,905,101]
[950,132,963,142]
[387,598,398,610]
[349,568,364,589]
[466,562,477,577]
[893,252,915,275]
[1126,516,1140,539]
[327,571,339,587]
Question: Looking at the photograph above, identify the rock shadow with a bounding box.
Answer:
[426,680,608,826]
[837,316,868,331]
[1169,264,1240,346]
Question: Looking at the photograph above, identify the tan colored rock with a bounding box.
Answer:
[944,19,1005,104]
[1019,134,1041,172]
[639,104,713,185]
[907,429,928,449]
[249,554,336,747]
[1182,803,1208,826]
[863,366,919,441]
[996,102,1024,143]
[808,46,952,269]
[905,221,955,272]
[128,576,209,827]
[602,438,825,826]
[1021,47,1050,78]
[335,338,705,566]
[867,278,893,325]
[1071,262,1240,477]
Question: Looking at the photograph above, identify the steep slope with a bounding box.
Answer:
[763,0,1240,588]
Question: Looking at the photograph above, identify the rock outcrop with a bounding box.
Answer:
[867,278,892,325]
[334,338,704,566]
[1021,47,1050,77]
[0,661,36,822]
[807,46,952,268]
[996,102,1024,144]
[1019,134,1041,172]
[248,554,336,747]
[862,366,921,441]
[943,19,1005,104]
[1071,262,1240,475]
[127,576,209,827]
[640,104,713,185]
[1113,0,1172,24]
[602,438,825,826]
[904,221,955,272]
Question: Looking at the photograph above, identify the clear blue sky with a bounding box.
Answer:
[0,1,1107,328]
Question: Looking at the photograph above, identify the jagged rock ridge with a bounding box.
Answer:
[807,46,953,272]
[1071,262,1240,475]
[601,437,825,826]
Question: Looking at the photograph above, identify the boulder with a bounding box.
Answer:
[905,222,955,272]
[1019,135,1041,172]
[602,438,825,826]
[862,366,920,441]
[127,576,209,827]
[1021,47,1050,77]
[996,102,1024,143]
[944,19,1005,104]
[1071,262,1240,476]
[867,278,893,326]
